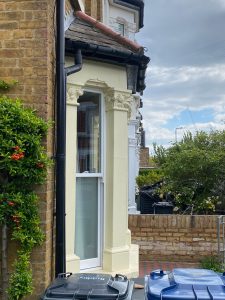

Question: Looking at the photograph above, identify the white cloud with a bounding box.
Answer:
[142,64,225,114]
[138,0,225,151]
[146,121,225,154]
[141,64,225,149]
[148,65,225,87]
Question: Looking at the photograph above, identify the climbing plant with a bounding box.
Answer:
[0,81,51,299]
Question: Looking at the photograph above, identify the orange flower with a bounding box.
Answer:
[11,153,20,160]
[19,152,24,159]
[11,152,24,160]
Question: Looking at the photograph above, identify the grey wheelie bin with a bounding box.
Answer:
[41,273,134,300]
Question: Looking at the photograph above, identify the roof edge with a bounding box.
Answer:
[65,39,150,93]
[75,10,143,53]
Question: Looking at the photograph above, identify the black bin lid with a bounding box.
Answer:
[41,273,133,300]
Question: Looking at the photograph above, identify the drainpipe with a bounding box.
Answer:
[56,0,83,277]
[55,0,66,277]
[65,49,82,76]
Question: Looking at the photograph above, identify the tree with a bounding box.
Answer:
[136,168,163,189]
[153,131,225,214]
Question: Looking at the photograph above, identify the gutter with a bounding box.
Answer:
[55,0,82,277]
[66,39,145,62]
[65,39,149,93]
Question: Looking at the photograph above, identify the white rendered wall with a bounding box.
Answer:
[110,6,134,23]
[102,1,138,40]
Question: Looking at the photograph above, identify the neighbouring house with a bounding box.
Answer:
[0,0,149,297]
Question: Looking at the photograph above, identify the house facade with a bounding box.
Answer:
[0,0,148,298]
[65,0,148,274]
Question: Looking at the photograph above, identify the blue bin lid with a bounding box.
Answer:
[145,268,225,300]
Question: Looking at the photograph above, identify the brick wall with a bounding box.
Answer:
[0,0,56,298]
[139,147,150,168]
[85,0,102,21]
[129,215,219,262]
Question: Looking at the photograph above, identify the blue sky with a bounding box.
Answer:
[137,0,225,152]
[166,108,214,130]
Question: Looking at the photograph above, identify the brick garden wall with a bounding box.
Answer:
[0,1,56,298]
[129,215,219,262]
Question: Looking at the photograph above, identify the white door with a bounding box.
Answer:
[75,91,103,270]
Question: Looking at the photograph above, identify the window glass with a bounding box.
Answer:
[118,23,125,36]
[75,177,98,260]
[77,92,101,173]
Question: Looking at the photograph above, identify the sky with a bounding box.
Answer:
[137,0,225,152]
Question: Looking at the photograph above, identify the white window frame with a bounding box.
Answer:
[76,89,105,270]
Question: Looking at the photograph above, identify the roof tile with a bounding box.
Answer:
[74,10,143,53]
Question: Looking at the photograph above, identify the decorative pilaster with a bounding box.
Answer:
[103,89,138,273]
[105,90,132,118]
[67,84,83,106]
[66,84,83,272]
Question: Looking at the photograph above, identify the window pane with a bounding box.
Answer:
[75,177,98,260]
[118,23,125,36]
[77,92,101,173]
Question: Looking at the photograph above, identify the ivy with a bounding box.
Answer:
[0,83,51,299]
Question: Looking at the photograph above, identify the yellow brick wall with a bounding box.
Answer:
[85,0,102,21]
[129,215,219,262]
[139,147,150,168]
[0,0,56,298]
